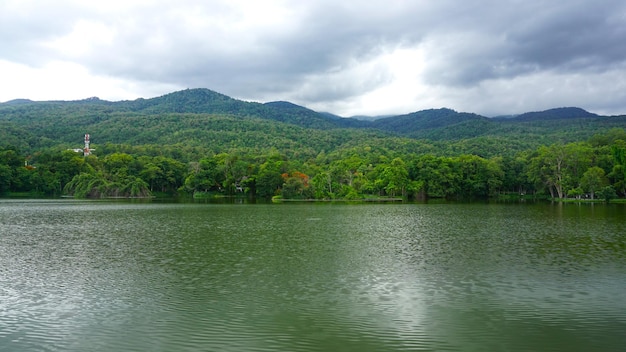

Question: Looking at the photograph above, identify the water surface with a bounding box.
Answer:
[1,200,625,351]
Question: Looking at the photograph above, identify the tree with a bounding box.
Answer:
[609,140,626,196]
[310,171,332,199]
[182,158,218,194]
[150,156,186,193]
[527,144,566,199]
[378,157,409,197]
[527,143,592,199]
[567,187,584,199]
[281,171,310,199]
[64,172,109,198]
[122,176,151,198]
[455,155,504,198]
[64,172,151,198]
[256,160,284,198]
[47,150,90,192]
[580,166,608,200]
[501,155,531,194]
[410,154,458,199]
[103,153,134,180]
[0,164,11,194]
[597,185,617,203]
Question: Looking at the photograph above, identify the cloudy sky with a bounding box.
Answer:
[1,0,625,117]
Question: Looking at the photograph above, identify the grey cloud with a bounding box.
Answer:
[85,2,407,101]
[421,1,626,87]
[2,0,626,115]
[0,2,78,64]
[507,2,626,70]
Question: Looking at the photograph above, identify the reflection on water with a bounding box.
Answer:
[1,200,625,351]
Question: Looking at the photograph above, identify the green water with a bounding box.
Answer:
[1,200,625,351]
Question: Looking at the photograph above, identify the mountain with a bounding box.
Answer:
[349,114,394,121]
[127,89,355,129]
[0,89,608,131]
[511,107,598,121]
[371,108,490,135]
[3,99,34,105]
[122,88,240,113]
[1,88,625,156]
[262,101,342,128]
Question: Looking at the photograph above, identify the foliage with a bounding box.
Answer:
[1,89,626,200]
[580,166,608,199]
[597,185,617,203]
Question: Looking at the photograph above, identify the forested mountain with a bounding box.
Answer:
[1,87,625,159]
[512,107,598,121]
[2,88,624,150]
[1,88,625,201]
[371,108,488,131]
[2,87,623,133]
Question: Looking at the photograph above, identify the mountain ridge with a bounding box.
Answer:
[2,88,624,155]
[0,87,610,122]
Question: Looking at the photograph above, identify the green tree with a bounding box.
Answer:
[378,157,409,197]
[609,140,626,196]
[42,150,91,193]
[122,176,151,198]
[410,154,458,199]
[310,171,332,199]
[256,159,284,198]
[0,164,11,194]
[150,156,186,193]
[455,155,503,198]
[567,187,584,199]
[597,185,617,203]
[64,172,109,198]
[103,153,134,180]
[501,155,531,194]
[183,158,218,194]
[526,143,591,199]
[580,166,608,200]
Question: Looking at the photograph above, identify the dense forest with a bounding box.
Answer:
[1,88,625,201]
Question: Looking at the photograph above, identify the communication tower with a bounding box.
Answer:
[69,134,94,156]
[83,133,91,156]
[83,133,95,156]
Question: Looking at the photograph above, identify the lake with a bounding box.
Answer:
[1,200,625,351]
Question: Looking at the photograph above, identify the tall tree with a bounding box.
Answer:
[527,143,592,199]
[580,166,608,200]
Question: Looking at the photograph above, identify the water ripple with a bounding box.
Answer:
[1,201,625,351]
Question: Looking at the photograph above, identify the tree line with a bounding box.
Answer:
[1,129,625,201]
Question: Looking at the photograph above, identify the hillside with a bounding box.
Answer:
[513,107,598,121]
[1,88,625,157]
[370,108,491,138]
[2,88,626,201]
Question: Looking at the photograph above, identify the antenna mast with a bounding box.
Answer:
[83,134,91,156]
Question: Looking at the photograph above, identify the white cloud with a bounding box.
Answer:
[0,59,180,102]
[301,47,435,116]
[1,0,626,116]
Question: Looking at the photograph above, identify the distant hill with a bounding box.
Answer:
[262,101,341,128]
[122,88,240,114]
[125,89,356,129]
[3,99,34,105]
[261,101,369,128]
[349,114,394,121]
[1,88,625,156]
[512,107,598,121]
[371,108,489,134]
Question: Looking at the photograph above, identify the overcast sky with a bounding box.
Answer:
[1,0,625,117]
